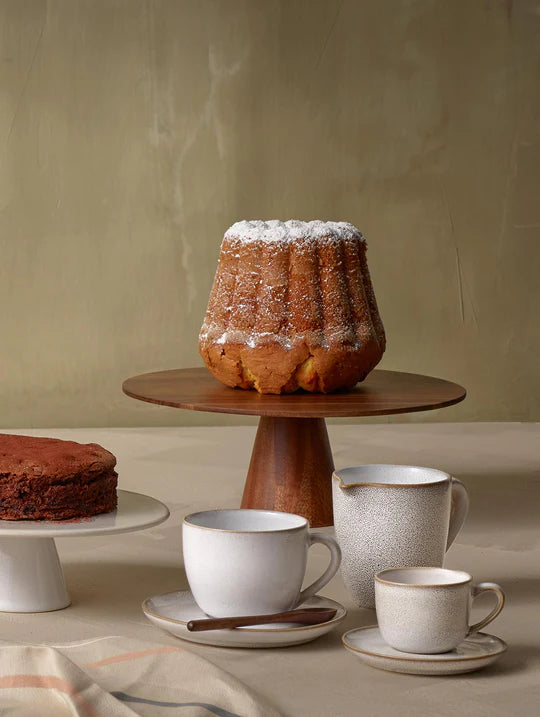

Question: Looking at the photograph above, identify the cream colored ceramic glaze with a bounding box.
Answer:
[183,509,341,617]
[375,567,505,653]
[342,626,507,675]
[143,591,347,648]
[332,465,469,607]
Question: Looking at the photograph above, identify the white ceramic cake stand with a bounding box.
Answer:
[0,489,169,613]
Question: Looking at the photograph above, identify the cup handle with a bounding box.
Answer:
[297,531,342,605]
[446,478,469,550]
[468,582,506,635]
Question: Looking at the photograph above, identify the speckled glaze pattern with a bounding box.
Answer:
[375,567,506,653]
[342,627,507,676]
[376,570,470,653]
[332,466,469,608]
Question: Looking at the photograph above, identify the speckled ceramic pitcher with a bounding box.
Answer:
[332,465,469,608]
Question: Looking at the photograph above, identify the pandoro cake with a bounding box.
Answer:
[0,434,118,521]
[199,220,385,394]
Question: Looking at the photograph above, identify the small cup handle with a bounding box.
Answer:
[297,531,342,605]
[468,582,505,635]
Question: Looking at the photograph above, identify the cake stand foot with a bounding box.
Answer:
[241,417,334,527]
[0,537,70,612]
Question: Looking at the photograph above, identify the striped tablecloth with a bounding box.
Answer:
[0,636,282,717]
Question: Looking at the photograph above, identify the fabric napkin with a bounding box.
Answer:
[0,636,282,717]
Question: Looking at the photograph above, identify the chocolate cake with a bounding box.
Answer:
[0,434,118,521]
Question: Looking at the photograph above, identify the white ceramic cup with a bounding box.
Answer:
[182,509,342,617]
[375,567,505,654]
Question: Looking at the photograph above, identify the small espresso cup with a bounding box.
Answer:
[182,509,342,617]
[375,567,505,654]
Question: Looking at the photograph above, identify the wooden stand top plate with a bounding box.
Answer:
[122,368,466,418]
[122,368,466,526]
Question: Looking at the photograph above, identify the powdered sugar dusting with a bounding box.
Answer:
[224,220,365,244]
[199,217,385,393]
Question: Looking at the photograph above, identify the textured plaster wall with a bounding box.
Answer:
[1,0,539,428]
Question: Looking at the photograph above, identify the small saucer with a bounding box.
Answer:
[342,626,507,675]
[143,590,346,648]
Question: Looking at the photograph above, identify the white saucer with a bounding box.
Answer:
[342,626,507,675]
[143,590,346,648]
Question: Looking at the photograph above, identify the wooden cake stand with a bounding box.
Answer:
[123,368,466,527]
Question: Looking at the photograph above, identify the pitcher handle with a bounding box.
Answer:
[446,478,469,550]
[297,532,341,605]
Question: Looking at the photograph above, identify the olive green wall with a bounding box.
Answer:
[1,0,539,428]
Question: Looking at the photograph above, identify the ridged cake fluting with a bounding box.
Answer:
[199,220,386,394]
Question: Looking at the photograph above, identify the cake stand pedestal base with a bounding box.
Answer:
[241,417,334,526]
[0,537,70,613]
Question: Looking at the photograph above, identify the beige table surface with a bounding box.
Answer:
[2,423,539,716]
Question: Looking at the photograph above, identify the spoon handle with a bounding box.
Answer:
[187,607,337,632]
